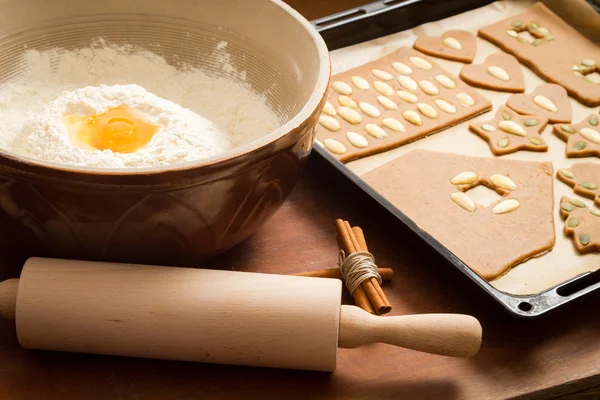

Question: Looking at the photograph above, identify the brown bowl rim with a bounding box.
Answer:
[0,0,331,178]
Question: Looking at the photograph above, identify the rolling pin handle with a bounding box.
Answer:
[338,305,482,357]
[0,278,18,320]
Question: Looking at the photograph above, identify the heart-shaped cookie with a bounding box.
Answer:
[460,53,525,93]
[413,30,476,63]
[506,83,572,123]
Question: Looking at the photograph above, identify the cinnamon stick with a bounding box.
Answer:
[293,267,393,280]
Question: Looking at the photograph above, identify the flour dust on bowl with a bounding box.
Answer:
[0,0,330,268]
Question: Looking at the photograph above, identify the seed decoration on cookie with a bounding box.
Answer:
[451,192,476,212]
[359,102,381,118]
[397,90,418,103]
[346,131,369,148]
[323,101,336,116]
[376,96,398,110]
[417,103,438,119]
[533,95,557,112]
[580,128,600,145]
[579,233,591,246]
[492,199,520,214]
[373,80,395,96]
[409,56,432,70]
[456,92,474,107]
[487,66,510,81]
[337,106,362,124]
[481,124,496,132]
[451,171,479,185]
[524,119,539,127]
[392,62,413,75]
[371,69,393,81]
[581,182,598,190]
[498,120,526,136]
[569,198,587,208]
[567,218,580,228]
[442,37,462,50]
[498,138,510,148]
[382,118,405,132]
[365,123,387,139]
[435,74,456,89]
[319,115,341,131]
[490,174,517,190]
[558,169,575,179]
[332,81,352,95]
[338,95,358,108]
[324,138,346,154]
[418,80,439,95]
[398,75,418,91]
[435,99,457,114]
[403,110,423,126]
[559,195,600,254]
[352,76,370,90]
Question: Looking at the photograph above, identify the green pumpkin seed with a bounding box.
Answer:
[498,138,510,148]
[590,209,600,217]
[546,35,555,41]
[569,198,587,208]
[561,125,575,134]
[532,39,543,46]
[511,20,523,28]
[561,202,574,212]
[579,233,590,245]
[525,119,538,126]
[568,218,580,228]
[559,169,575,179]
[529,137,542,146]
[503,112,511,121]
[530,22,539,29]
[582,59,596,67]
[590,116,599,126]
[575,142,587,151]
[581,182,598,190]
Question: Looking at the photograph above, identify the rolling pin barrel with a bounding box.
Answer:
[14,258,343,371]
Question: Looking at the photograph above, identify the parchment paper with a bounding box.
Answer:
[330,0,600,295]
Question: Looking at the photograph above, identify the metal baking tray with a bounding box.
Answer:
[311,0,600,318]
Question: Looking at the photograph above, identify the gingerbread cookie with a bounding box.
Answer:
[469,107,548,155]
[506,83,572,123]
[315,47,492,162]
[559,196,600,254]
[478,3,600,107]
[413,30,477,63]
[557,163,600,207]
[362,150,555,280]
[553,113,600,158]
[460,53,525,93]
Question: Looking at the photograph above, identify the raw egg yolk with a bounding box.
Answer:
[64,106,159,153]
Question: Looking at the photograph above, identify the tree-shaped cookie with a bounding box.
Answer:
[557,163,600,207]
[559,196,600,254]
[553,114,600,158]
[413,30,477,63]
[506,83,572,123]
[469,106,548,155]
[460,53,525,93]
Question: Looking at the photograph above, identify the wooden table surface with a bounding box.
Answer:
[2,1,600,399]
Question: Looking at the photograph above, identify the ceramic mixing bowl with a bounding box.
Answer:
[0,0,330,268]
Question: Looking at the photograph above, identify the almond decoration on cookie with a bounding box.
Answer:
[506,83,571,123]
[553,113,600,158]
[469,106,549,155]
[460,53,525,93]
[559,195,600,254]
[557,163,600,207]
[478,2,600,107]
[315,47,491,162]
[413,30,477,63]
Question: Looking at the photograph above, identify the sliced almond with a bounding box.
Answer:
[382,117,405,132]
[359,102,381,118]
[490,174,517,190]
[435,74,456,89]
[332,81,352,95]
[417,103,438,119]
[324,138,347,155]
[403,109,423,126]
[481,124,496,132]
[376,96,398,110]
[392,62,412,75]
[409,56,433,70]
[371,69,393,81]
[456,92,474,107]
[319,115,341,131]
[365,123,387,139]
[397,90,418,104]
[506,29,519,37]
[451,192,476,212]
[487,66,510,81]
[345,131,368,148]
[337,106,362,124]
[580,128,600,145]
[418,80,439,96]
[398,75,418,91]
[533,95,557,112]
[442,37,462,50]
[338,95,358,108]
[435,99,457,114]
[373,80,395,96]
[498,120,526,136]
[351,76,370,90]
[322,101,336,116]
[492,199,520,214]
[450,171,478,185]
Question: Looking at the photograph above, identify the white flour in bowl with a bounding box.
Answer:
[0,40,282,168]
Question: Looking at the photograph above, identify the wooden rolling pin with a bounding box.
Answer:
[0,258,482,372]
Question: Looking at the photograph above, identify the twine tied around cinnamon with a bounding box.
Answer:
[338,250,382,295]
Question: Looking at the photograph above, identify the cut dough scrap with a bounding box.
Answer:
[469,106,549,155]
[559,196,600,254]
[413,30,477,63]
[460,53,525,93]
[553,113,600,158]
[361,149,555,280]
[557,163,600,207]
[506,83,572,123]
[478,2,600,107]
